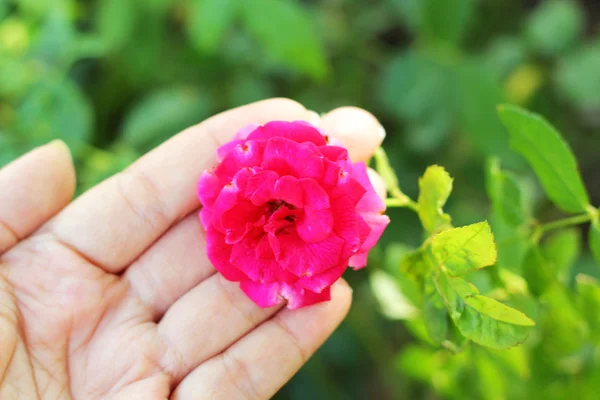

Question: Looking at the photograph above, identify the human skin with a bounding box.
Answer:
[0,98,385,400]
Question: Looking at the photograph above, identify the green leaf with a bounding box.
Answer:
[241,0,328,80]
[187,0,238,53]
[420,0,475,45]
[30,7,75,66]
[540,283,587,354]
[435,272,535,349]
[490,212,529,272]
[417,165,453,234]
[497,105,590,213]
[575,274,600,342]
[17,80,93,155]
[389,0,422,32]
[542,228,580,280]
[96,0,136,51]
[423,275,448,343]
[555,43,600,111]
[400,248,430,279]
[431,221,497,276]
[483,36,527,79]
[525,0,583,57]
[379,50,455,122]
[590,217,600,266]
[405,109,451,153]
[485,158,528,227]
[458,64,523,168]
[369,270,418,320]
[121,87,211,153]
[522,245,554,297]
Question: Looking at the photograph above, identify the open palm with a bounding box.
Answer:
[0,99,385,399]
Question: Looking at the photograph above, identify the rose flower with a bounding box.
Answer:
[198,121,389,309]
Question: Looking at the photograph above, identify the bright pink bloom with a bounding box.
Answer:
[198,121,389,309]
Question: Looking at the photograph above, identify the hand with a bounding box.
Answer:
[0,99,385,399]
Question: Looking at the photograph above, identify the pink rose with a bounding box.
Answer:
[198,121,389,309]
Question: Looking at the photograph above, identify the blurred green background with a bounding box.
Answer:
[1,0,600,398]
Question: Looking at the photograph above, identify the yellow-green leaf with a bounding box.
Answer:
[497,105,589,213]
[485,157,529,227]
[590,217,600,266]
[575,274,600,342]
[435,273,535,349]
[400,248,430,278]
[542,228,580,281]
[423,276,448,343]
[431,221,497,276]
[417,165,453,233]
[522,245,554,297]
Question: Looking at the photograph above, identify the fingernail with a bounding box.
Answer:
[378,125,386,141]
[49,139,72,160]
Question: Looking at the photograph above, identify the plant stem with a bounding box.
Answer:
[539,213,593,234]
[385,197,418,212]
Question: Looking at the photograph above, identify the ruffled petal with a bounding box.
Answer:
[246,170,278,205]
[197,170,223,209]
[296,208,333,243]
[205,228,248,281]
[299,178,330,210]
[349,213,390,269]
[248,121,327,146]
[281,284,331,309]
[279,231,344,276]
[351,162,386,213]
[263,137,324,179]
[296,261,347,293]
[240,281,283,308]
[273,175,303,207]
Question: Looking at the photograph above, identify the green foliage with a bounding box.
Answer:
[431,222,497,276]
[434,272,534,349]
[186,0,238,53]
[417,165,453,234]
[121,87,211,153]
[556,42,600,111]
[525,0,584,56]
[486,158,529,227]
[241,0,328,80]
[590,218,600,266]
[498,105,590,213]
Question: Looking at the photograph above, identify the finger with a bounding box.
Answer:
[156,274,284,384]
[0,140,75,254]
[124,213,214,320]
[44,98,310,273]
[320,106,385,163]
[171,280,352,400]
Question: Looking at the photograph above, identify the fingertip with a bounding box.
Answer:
[330,278,353,316]
[320,107,385,162]
[44,140,76,202]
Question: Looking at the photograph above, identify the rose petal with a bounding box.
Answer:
[296,208,333,243]
[248,121,327,146]
[349,213,390,269]
[263,137,324,179]
[279,231,344,276]
[240,281,283,308]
